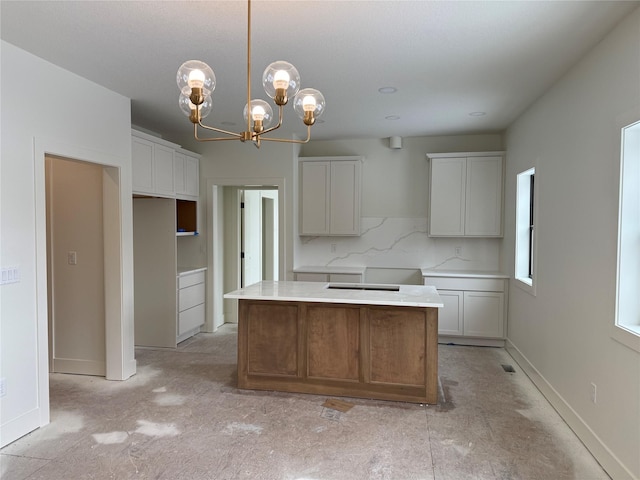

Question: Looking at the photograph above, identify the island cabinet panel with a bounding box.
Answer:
[306,305,360,381]
[237,299,438,404]
[368,308,426,387]
[245,302,300,377]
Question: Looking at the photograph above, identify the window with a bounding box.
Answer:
[515,167,536,294]
[615,119,640,350]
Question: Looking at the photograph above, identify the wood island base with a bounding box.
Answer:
[237,299,439,404]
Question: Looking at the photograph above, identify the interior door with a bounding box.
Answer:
[242,189,262,287]
[46,156,106,375]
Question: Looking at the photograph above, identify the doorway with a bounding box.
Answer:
[45,155,107,376]
[31,137,134,436]
[207,177,286,330]
[241,188,278,287]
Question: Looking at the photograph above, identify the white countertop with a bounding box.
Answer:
[224,280,443,308]
[177,266,207,276]
[421,269,508,279]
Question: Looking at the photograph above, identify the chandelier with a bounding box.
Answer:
[176,0,326,148]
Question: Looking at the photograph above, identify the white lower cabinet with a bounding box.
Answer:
[293,268,365,283]
[294,272,327,282]
[437,290,464,335]
[423,273,508,346]
[463,291,504,338]
[177,270,206,343]
[294,272,364,283]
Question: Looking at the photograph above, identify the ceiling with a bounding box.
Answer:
[2,1,638,142]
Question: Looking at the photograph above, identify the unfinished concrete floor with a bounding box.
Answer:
[2,324,609,480]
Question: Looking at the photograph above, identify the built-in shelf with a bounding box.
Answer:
[176,199,197,234]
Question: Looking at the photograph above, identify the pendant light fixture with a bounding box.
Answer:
[176,0,326,148]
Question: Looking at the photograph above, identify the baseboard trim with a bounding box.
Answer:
[438,335,505,347]
[0,407,42,448]
[506,339,637,480]
[52,358,105,376]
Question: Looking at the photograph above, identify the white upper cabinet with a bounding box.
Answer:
[299,156,362,236]
[174,149,200,199]
[427,152,504,237]
[132,130,179,198]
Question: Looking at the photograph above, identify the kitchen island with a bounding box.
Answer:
[224,281,443,404]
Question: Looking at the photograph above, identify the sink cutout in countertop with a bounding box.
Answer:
[325,283,400,292]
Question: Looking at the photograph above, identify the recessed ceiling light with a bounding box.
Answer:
[385,115,401,121]
[469,111,486,116]
[378,87,397,94]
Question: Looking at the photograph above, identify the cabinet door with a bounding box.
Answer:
[174,153,186,195]
[132,137,154,194]
[184,156,199,197]
[463,291,504,338]
[437,290,464,335]
[330,161,361,235]
[299,161,330,235]
[429,157,466,236]
[465,156,503,236]
[154,144,175,196]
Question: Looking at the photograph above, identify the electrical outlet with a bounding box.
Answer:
[330,244,337,253]
[455,246,462,256]
[0,378,6,397]
[590,382,597,404]
[68,251,77,265]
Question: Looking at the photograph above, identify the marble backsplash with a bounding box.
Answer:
[297,217,502,271]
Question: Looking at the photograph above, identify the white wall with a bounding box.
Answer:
[0,41,135,447]
[173,138,299,329]
[503,9,640,479]
[298,135,504,271]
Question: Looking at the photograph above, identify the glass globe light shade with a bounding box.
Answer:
[176,60,216,99]
[179,93,212,120]
[262,61,300,102]
[243,99,274,128]
[293,88,326,123]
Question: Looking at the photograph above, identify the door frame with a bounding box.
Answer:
[34,138,134,425]
[46,155,108,376]
[206,177,286,331]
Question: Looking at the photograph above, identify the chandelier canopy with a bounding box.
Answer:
[176,0,326,148]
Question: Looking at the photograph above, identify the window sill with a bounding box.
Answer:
[513,276,536,296]
[611,324,640,353]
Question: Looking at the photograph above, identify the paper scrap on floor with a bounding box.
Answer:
[322,398,354,412]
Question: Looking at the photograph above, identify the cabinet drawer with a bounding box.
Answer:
[329,273,363,283]
[424,276,505,292]
[179,282,205,311]
[179,271,205,289]
[178,303,205,335]
[295,272,328,282]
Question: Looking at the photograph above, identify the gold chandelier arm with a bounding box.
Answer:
[258,125,312,145]
[259,104,284,136]
[194,121,244,141]
[182,0,321,148]
[246,0,252,135]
